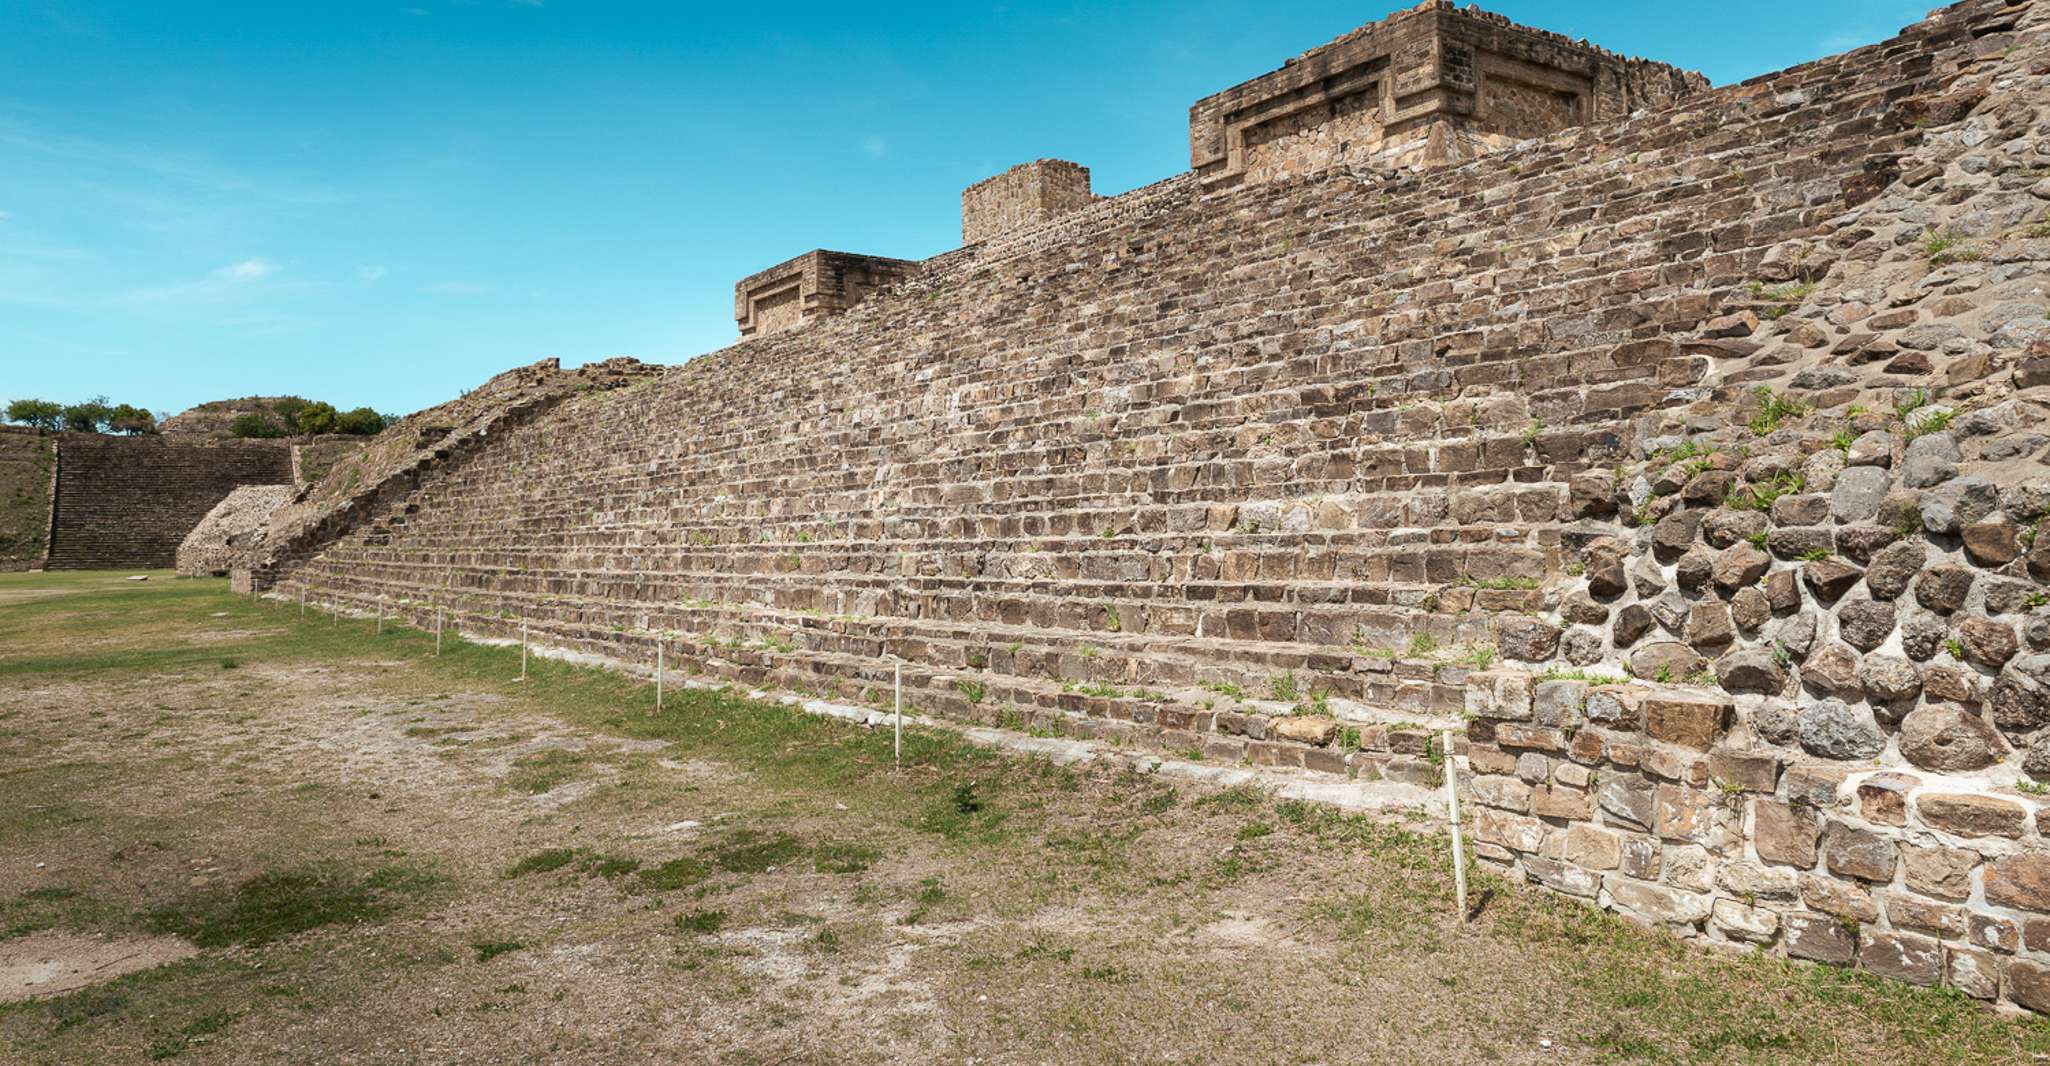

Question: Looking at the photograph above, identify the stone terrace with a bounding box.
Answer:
[259,0,2050,1012]
[283,1,2009,765]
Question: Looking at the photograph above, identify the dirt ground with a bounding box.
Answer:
[2,572,2048,1065]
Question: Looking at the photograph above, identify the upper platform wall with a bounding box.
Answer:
[1189,0,1708,181]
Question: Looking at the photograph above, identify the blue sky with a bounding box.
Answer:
[1,0,1927,418]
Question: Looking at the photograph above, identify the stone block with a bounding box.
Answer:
[1821,821,1897,882]
[1916,793,2029,839]
[1784,913,1857,965]
[1753,800,1820,868]
[1711,898,1780,943]
[1857,930,1942,987]
[1644,696,1730,751]
[1604,876,1711,926]
[1985,854,2050,913]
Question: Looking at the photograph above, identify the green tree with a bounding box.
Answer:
[334,407,388,435]
[294,402,340,435]
[269,396,311,432]
[108,405,158,435]
[228,413,288,439]
[4,399,62,431]
[61,396,113,433]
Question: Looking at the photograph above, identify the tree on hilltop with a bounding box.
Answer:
[4,399,62,431]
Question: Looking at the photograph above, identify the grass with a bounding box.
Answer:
[5,572,2050,1064]
[143,863,442,949]
[1725,470,1805,512]
[1748,386,1809,437]
[1458,574,1540,591]
[470,938,525,962]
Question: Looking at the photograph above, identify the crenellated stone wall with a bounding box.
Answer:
[262,0,2050,1010]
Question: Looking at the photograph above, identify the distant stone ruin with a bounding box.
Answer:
[247,0,2050,1013]
[177,484,299,578]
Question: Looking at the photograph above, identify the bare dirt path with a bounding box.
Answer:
[1,572,2046,1064]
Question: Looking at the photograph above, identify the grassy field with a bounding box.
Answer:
[2,571,2048,1064]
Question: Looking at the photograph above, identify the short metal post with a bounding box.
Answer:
[435,607,444,656]
[519,617,528,681]
[656,640,665,712]
[1443,729,1468,920]
[299,587,305,619]
[893,662,903,773]
[376,600,384,635]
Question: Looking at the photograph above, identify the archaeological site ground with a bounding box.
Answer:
[10,0,2050,1060]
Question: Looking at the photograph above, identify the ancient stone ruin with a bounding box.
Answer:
[229,0,2050,1013]
[176,484,300,578]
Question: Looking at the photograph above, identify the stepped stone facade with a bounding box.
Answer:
[248,0,2050,1011]
[47,436,293,571]
[0,427,56,571]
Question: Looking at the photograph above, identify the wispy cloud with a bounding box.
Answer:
[420,281,491,296]
[358,265,388,282]
[0,210,11,222]
[862,135,887,159]
[215,258,277,283]
[0,117,355,208]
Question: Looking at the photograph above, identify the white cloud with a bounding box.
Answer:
[862,135,887,159]
[0,210,11,222]
[358,265,388,282]
[420,281,491,296]
[215,258,277,283]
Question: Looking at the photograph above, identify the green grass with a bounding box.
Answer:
[504,848,580,878]
[1748,386,1809,437]
[706,830,805,873]
[470,938,526,962]
[9,572,2050,1063]
[143,863,442,949]
[637,857,712,892]
[673,910,725,935]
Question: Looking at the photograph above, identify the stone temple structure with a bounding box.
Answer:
[229,0,2050,1013]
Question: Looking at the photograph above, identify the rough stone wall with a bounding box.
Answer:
[46,437,294,570]
[735,251,922,339]
[1190,0,1708,181]
[176,484,300,578]
[961,160,1095,245]
[292,438,372,487]
[1442,0,2050,1014]
[238,357,658,593]
[271,0,2050,1008]
[0,427,55,571]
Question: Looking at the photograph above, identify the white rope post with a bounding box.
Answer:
[893,661,903,773]
[519,616,529,681]
[656,640,665,712]
[435,606,444,656]
[1443,729,1468,921]
[376,600,384,636]
[299,587,305,620]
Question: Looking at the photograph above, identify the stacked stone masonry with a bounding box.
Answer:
[962,160,1097,245]
[0,427,56,571]
[256,0,2050,1011]
[177,484,302,578]
[735,251,922,339]
[47,436,293,570]
[1189,0,1708,182]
